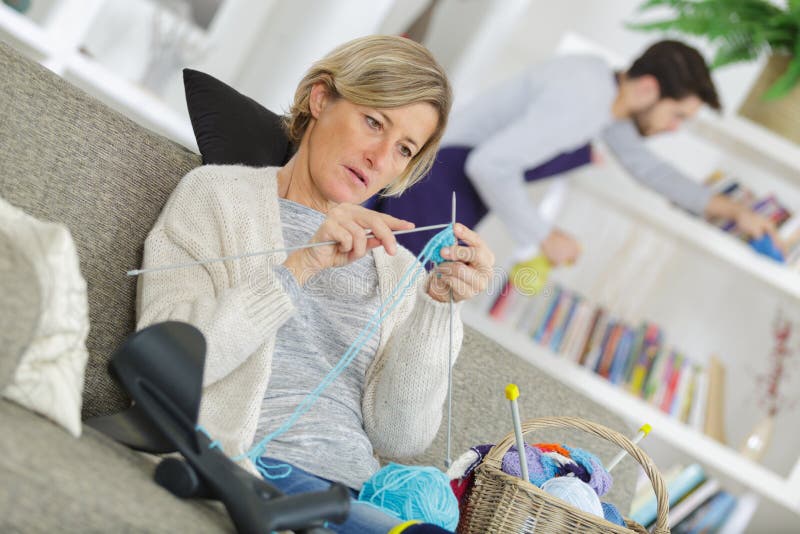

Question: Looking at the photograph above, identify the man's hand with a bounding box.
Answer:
[540,228,581,266]
[706,194,785,253]
[734,209,778,242]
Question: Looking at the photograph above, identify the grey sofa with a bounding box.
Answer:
[0,41,636,532]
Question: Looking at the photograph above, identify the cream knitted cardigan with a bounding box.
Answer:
[136,165,463,472]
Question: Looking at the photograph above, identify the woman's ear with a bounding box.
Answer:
[309,82,330,119]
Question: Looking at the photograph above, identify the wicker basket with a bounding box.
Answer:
[458,417,669,534]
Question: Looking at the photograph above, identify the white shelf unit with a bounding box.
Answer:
[571,159,800,301]
[694,112,800,182]
[464,32,800,525]
[0,1,197,150]
[463,307,800,514]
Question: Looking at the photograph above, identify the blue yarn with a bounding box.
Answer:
[254,457,293,479]
[602,502,626,526]
[192,228,459,525]
[358,463,459,531]
[223,225,455,479]
[196,424,223,451]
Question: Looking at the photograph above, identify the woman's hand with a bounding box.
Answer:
[427,223,495,303]
[283,204,414,285]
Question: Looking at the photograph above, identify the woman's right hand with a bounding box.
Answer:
[283,204,414,285]
[540,228,581,266]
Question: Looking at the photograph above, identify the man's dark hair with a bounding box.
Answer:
[627,40,721,111]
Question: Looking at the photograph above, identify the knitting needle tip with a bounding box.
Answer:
[607,423,651,472]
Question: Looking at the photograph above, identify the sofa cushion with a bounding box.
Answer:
[0,42,201,418]
[0,400,232,532]
[0,222,40,391]
[1,198,89,436]
[183,68,293,167]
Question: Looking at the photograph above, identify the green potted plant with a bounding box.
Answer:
[628,0,800,143]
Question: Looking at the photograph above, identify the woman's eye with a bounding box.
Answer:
[366,115,381,130]
[399,145,413,158]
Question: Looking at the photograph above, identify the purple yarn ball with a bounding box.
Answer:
[501,445,557,487]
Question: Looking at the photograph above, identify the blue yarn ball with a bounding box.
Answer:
[358,463,459,531]
[602,502,626,526]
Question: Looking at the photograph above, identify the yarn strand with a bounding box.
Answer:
[240,225,456,472]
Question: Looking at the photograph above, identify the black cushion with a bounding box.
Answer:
[183,68,293,167]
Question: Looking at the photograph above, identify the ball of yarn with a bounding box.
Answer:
[564,445,613,497]
[601,502,626,526]
[501,444,558,486]
[541,477,604,518]
[358,463,459,531]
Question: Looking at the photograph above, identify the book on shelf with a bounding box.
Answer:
[668,477,722,528]
[631,463,706,527]
[630,464,748,533]
[717,492,759,534]
[673,489,738,533]
[703,170,800,266]
[703,356,727,444]
[485,282,709,428]
[629,464,686,519]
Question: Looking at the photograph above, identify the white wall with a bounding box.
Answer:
[233,0,395,114]
[441,0,764,114]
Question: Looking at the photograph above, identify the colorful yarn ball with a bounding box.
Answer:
[358,463,459,531]
[541,477,604,518]
[564,445,613,497]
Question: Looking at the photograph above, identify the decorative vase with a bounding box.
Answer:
[739,413,775,463]
[738,55,800,145]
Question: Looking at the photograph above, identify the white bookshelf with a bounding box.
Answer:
[463,306,800,514]
[694,112,800,180]
[570,162,800,300]
[0,1,197,150]
[0,2,55,60]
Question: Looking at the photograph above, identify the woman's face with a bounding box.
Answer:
[306,83,439,205]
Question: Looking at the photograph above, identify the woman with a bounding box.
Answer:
[137,35,494,532]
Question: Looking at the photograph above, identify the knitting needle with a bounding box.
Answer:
[606,423,652,472]
[505,383,529,482]
[445,191,456,469]
[126,222,451,276]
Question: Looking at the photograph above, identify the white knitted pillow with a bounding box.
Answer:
[0,198,90,437]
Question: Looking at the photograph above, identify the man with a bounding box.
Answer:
[369,40,780,265]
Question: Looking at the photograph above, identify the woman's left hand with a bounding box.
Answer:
[427,223,495,303]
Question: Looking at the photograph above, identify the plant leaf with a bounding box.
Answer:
[763,56,800,100]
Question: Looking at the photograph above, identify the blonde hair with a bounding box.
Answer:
[284,35,452,196]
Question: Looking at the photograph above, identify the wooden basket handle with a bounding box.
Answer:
[482,416,669,534]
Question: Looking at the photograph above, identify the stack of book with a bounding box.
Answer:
[704,171,800,265]
[629,463,757,533]
[488,282,708,427]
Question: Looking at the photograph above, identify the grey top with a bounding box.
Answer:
[443,54,712,249]
[254,198,382,490]
[600,120,712,216]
